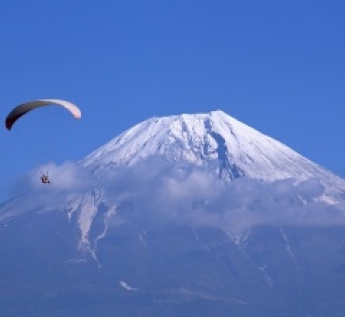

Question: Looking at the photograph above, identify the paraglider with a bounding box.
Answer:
[5,99,81,130]
[5,99,81,184]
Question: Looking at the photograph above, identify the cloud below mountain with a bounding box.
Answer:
[8,157,345,240]
[89,159,345,237]
[10,161,92,196]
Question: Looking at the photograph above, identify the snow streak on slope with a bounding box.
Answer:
[81,110,345,195]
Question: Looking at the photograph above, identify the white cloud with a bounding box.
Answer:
[8,158,345,236]
[10,161,92,197]
[97,161,345,235]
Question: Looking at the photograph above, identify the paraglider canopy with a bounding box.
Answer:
[5,99,81,130]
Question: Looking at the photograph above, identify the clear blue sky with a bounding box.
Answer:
[0,0,344,201]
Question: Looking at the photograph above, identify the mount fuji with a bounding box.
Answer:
[1,110,345,316]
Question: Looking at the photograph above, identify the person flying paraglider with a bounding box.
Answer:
[40,172,51,184]
[5,99,81,185]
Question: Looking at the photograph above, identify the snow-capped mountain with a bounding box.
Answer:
[2,110,345,316]
[81,110,345,195]
[2,110,345,252]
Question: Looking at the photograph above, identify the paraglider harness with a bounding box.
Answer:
[40,171,51,184]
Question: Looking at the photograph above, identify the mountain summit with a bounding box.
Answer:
[81,110,345,195]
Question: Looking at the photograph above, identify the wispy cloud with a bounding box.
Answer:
[8,158,345,236]
[9,161,92,197]
[97,159,345,234]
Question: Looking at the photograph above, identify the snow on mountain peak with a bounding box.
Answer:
[80,110,345,195]
[81,110,262,172]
